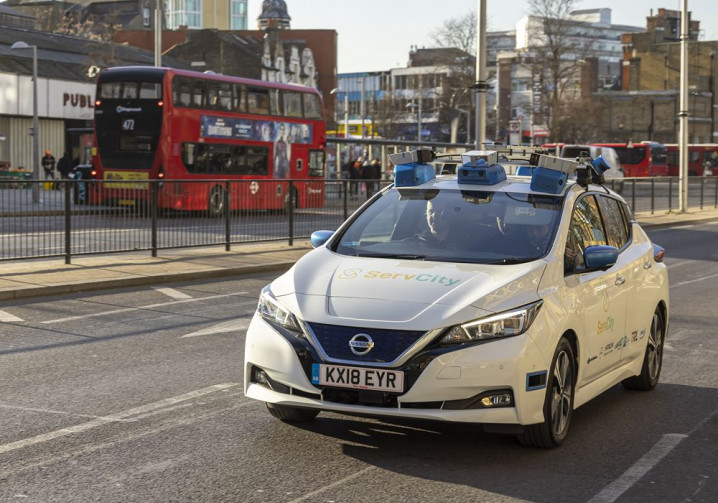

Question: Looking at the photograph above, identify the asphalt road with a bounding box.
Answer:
[0,222,716,503]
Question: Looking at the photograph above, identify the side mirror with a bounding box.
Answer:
[310,230,334,248]
[583,245,619,271]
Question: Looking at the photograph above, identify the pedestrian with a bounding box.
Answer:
[364,158,382,197]
[57,152,73,188]
[350,156,363,196]
[42,149,56,180]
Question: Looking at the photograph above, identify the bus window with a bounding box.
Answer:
[234,84,247,113]
[139,82,162,99]
[122,83,138,99]
[248,87,270,114]
[269,89,281,115]
[303,93,323,119]
[182,143,269,176]
[191,79,205,108]
[283,91,302,118]
[100,82,122,99]
[173,78,192,107]
[205,81,232,110]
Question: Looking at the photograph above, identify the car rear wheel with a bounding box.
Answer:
[266,403,319,423]
[622,308,665,391]
[517,336,575,448]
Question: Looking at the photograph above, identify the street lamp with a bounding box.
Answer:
[330,88,349,178]
[406,102,422,142]
[11,41,40,203]
[330,88,349,138]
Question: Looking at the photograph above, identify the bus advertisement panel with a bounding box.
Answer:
[92,66,326,214]
[592,142,668,177]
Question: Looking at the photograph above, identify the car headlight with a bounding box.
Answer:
[257,285,302,333]
[439,300,543,345]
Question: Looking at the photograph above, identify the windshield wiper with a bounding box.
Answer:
[355,252,426,260]
[485,257,530,264]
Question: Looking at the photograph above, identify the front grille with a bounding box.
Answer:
[307,323,426,363]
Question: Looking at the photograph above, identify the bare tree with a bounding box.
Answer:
[430,12,481,141]
[526,0,594,141]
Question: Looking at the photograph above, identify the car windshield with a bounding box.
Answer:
[333,188,564,264]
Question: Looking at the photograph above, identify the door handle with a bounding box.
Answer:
[643,262,652,269]
[615,276,626,286]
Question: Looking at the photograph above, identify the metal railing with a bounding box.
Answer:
[1,177,716,263]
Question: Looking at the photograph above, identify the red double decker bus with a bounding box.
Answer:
[591,142,668,177]
[92,66,326,214]
[664,143,718,176]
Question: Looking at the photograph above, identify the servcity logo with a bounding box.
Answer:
[337,268,461,287]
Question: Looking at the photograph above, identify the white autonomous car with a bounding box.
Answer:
[244,148,669,448]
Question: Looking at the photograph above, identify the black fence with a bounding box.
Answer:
[1,177,717,263]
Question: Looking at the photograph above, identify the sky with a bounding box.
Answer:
[247,0,718,73]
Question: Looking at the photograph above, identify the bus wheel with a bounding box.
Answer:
[208,186,225,217]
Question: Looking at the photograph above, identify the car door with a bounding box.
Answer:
[602,197,654,364]
[565,194,629,383]
[595,195,636,365]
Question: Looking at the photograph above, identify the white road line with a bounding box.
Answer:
[41,292,249,324]
[670,271,718,288]
[285,466,376,503]
[666,259,695,269]
[152,287,192,300]
[181,318,250,338]
[587,433,687,503]
[0,310,24,322]
[0,383,239,456]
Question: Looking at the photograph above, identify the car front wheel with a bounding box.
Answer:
[517,336,576,448]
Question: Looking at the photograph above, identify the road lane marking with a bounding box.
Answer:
[41,292,249,324]
[181,318,250,338]
[0,404,135,422]
[0,310,23,322]
[670,271,718,288]
[587,433,687,503]
[0,383,240,456]
[285,466,376,503]
[152,287,192,300]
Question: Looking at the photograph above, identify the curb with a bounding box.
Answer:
[0,261,297,301]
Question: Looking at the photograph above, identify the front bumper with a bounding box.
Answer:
[243,313,551,425]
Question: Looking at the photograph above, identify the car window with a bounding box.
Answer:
[565,195,607,273]
[597,195,629,249]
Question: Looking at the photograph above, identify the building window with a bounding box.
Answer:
[166,0,202,29]
[230,0,247,30]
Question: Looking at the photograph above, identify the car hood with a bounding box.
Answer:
[270,248,546,329]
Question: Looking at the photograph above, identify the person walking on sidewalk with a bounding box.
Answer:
[57,152,73,189]
[42,150,56,180]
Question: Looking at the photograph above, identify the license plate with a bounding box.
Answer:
[118,199,136,206]
[311,364,403,393]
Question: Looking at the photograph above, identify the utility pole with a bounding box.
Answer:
[474,0,487,148]
[154,0,162,67]
[678,0,689,212]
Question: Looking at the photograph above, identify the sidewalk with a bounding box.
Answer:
[1,208,718,301]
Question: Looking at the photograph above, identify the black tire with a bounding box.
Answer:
[517,336,576,448]
[266,403,319,423]
[622,308,665,391]
[207,186,225,217]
